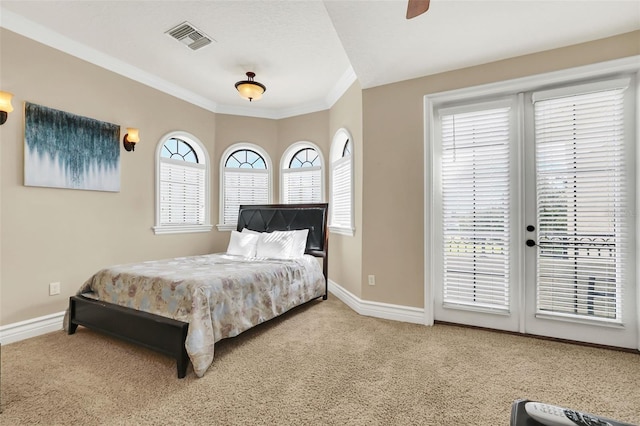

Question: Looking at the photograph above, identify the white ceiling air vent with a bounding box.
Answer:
[166,21,214,51]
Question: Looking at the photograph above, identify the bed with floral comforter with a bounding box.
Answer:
[67,253,325,377]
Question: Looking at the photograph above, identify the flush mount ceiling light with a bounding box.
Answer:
[235,72,266,102]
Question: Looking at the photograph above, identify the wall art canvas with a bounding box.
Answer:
[24,102,121,192]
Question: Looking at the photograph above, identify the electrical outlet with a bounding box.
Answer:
[368,275,375,286]
[49,282,61,296]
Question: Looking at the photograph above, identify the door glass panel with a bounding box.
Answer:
[441,106,512,312]
[534,87,627,323]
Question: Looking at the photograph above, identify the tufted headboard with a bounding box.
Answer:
[237,203,329,297]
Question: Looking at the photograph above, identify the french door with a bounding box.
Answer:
[432,77,638,349]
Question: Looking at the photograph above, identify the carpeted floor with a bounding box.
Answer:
[1,296,639,425]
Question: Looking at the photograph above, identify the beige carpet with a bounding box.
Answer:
[1,296,639,425]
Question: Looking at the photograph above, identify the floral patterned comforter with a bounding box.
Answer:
[68,253,325,377]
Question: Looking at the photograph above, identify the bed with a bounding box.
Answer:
[65,203,328,378]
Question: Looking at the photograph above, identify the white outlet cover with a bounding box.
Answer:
[49,282,61,295]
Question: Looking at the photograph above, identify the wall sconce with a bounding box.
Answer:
[123,128,140,151]
[0,91,14,125]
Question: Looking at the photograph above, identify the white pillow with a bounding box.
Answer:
[256,230,295,259]
[226,230,259,257]
[241,228,262,235]
[290,229,309,259]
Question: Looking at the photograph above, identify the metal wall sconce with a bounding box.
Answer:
[123,127,140,151]
[0,91,14,125]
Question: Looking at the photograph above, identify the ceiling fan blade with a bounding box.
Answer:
[406,0,430,19]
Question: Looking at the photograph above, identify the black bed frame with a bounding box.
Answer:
[67,203,329,378]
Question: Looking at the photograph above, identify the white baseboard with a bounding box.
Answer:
[0,311,65,345]
[328,279,426,325]
[0,282,424,345]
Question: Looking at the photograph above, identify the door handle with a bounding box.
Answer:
[526,239,536,247]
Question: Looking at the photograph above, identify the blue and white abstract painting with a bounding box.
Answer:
[24,102,121,192]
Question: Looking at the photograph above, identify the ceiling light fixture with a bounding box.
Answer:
[235,72,266,102]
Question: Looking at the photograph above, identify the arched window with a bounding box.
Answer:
[280,141,324,204]
[329,128,354,235]
[218,143,272,230]
[154,131,211,234]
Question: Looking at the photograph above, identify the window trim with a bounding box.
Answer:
[217,142,272,231]
[153,131,212,235]
[329,128,355,236]
[279,141,325,204]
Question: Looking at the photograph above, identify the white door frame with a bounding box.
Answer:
[423,56,640,350]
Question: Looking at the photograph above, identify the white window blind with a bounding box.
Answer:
[330,155,352,229]
[154,133,211,235]
[159,159,206,225]
[283,166,322,204]
[441,106,511,311]
[223,168,269,226]
[534,83,628,322]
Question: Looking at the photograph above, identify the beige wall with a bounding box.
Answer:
[213,113,278,237]
[1,26,638,326]
[0,29,335,325]
[0,29,222,324]
[329,81,363,297]
[214,114,278,171]
[276,111,330,202]
[213,111,329,213]
[360,30,640,307]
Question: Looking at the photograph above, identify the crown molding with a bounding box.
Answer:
[1,7,358,120]
[0,8,219,113]
[216,66,358,119]
[325,66,357,106]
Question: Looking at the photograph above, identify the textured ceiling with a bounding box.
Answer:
[1,1,639,119]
